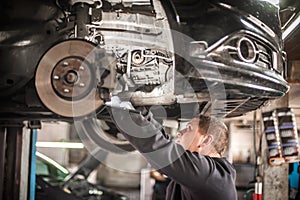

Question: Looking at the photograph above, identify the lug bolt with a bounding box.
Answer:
[79,83,85,87]
[63,62,69,66]
[64,89,70,93]
[53,75,60,80]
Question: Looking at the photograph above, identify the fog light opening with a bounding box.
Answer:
[237,37,257,63]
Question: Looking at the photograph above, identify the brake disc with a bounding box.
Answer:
[35,39,104,117]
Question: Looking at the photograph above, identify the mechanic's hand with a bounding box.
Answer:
[105,96,135,110]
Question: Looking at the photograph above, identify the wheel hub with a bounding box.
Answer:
[52,57,93,100]
[35,39,104,117]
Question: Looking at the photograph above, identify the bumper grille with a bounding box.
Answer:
[209,33,283,75]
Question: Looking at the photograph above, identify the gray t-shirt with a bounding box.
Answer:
[110,108,237,200]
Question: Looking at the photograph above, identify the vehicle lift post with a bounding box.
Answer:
[0,121,40,200]
[0,122,24,200]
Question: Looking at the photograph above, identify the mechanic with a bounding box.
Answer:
[107,97,237,200]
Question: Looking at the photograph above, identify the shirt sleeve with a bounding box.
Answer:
[109,107,233,190]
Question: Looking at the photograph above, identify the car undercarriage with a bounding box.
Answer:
[0,0,289,151]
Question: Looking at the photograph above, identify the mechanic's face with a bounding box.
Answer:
[176,118,203,152]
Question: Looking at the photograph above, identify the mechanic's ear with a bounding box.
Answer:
[198,134,213,147]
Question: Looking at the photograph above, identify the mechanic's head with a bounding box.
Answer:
[176,115,228,157]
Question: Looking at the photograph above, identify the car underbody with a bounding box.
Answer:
[0,0,289,151]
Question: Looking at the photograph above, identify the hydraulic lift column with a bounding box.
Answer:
[0,122,24,200]
[0,127,6,200]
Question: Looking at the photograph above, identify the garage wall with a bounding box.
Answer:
[36,122,70,166]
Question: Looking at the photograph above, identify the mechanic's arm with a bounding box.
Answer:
[109,107,218,188]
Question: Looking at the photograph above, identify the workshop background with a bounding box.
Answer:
[33,87,300,200]
[2,0,300,200]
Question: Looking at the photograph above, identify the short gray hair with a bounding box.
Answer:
[198,115,228,155]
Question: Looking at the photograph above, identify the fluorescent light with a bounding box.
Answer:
[283,14,300,41]
[36,142,84,149]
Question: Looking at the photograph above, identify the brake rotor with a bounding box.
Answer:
[35,39,104,117]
